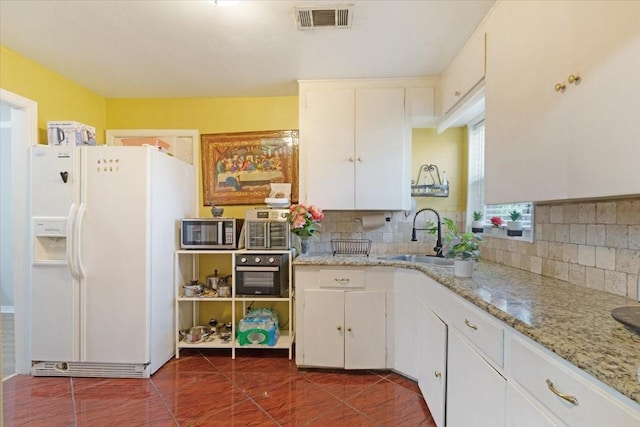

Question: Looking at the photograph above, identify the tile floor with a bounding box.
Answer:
[2,349,436,426]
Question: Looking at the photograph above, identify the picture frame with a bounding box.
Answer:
[201,130,299,206]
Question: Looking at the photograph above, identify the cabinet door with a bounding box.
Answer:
[567,1,640,198]
[446,329,506,427]
[484,1,571,204]
[302,289,345,367]
[442,30,486,115]
[417,304,447,427]
[344,290,386,369]
[304,89,355,209]
[506,383,563,427]
[354,88,409,210]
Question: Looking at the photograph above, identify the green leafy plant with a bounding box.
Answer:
[508,210,522,222]
[472,211,483,221]
[438,218,482,261]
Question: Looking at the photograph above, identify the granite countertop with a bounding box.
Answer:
[293,254,640,405]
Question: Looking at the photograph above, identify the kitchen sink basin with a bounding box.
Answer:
[379,254,454,266]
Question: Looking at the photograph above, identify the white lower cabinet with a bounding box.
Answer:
[294,265,640,426]
[509,335,640,427]
[446,328,506,427]
[506,382,563,427]
[301,289,385,369]
[417,301,447,427]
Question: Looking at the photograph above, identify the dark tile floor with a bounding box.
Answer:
[2,349,436,426]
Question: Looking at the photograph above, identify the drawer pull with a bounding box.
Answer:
[334,278,350,284]
[464,318,478,330]
[337,326,342,331]
[434,371,442,378]
[546,379,579,405]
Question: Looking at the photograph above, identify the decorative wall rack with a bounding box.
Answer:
[411,164,449,197]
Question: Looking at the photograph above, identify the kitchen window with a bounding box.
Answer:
[466,116,534,241]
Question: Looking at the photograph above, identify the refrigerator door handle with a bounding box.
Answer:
[67,203,80,280]
[75,203,87,279]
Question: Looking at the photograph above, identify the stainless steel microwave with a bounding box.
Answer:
[180,218,238,249]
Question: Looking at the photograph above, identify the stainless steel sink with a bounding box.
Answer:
[379,254,454,266]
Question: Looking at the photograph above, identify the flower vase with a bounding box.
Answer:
[299,236,311,255]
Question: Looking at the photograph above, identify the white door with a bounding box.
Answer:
[302,289,345,367]
[354,88,407,210]
[344,290,386,369]
[304,89,355,209]
[80,146,151,363]
[418,304,447,427]
[1,89,38,375]
[446,329,506,427]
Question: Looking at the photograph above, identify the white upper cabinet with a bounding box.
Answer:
[567,1,640,199]
[441,29,486,116]
[299,78,436,210]
[484,0,640,204]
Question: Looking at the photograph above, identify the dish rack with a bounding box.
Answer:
[331,239,372,257]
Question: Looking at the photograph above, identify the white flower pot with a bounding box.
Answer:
[471,220,484,233]
[454,260,474,278]
[507,221,523,236]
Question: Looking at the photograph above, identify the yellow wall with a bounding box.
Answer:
[412,127,467,212]
[106,97,299,218]
[0,45,106,144]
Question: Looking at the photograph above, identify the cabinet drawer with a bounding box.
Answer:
[509,336,640,426]
[318,269,365,289]
[449,296,504,368]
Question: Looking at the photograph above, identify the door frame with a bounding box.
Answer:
[1,88,38,375]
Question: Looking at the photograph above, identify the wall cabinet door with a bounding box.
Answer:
[301,289,386,369]
[446,329,506,427]
[485,1,640,203]
[417,303,447,427]
[354,88,407,210]
[441,29,486,115]
[301,83,409,210]
[484,0,571,204]
[304,89,356,209]
[566,1,640,199]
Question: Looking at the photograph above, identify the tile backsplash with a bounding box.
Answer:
[309,198,640,300]
[482,198,640,300]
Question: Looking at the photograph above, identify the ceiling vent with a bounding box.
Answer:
[294,5,353,30]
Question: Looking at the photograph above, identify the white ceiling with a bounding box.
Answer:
[0,0,495,98]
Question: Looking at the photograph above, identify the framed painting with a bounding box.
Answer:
[201,130,299,206]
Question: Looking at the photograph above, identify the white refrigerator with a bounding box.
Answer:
[30,145,194,377]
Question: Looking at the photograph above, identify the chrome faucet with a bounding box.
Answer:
[411,207,443,257]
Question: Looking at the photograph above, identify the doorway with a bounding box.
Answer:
[0,89,38,378]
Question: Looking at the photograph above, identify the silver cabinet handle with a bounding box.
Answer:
[334,278,350,284]
[546,379,578,405]
[464,319,478,330]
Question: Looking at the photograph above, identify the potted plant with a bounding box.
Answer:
[506,210,523,236]
[471,211,484,233]
[442,218,482,278]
